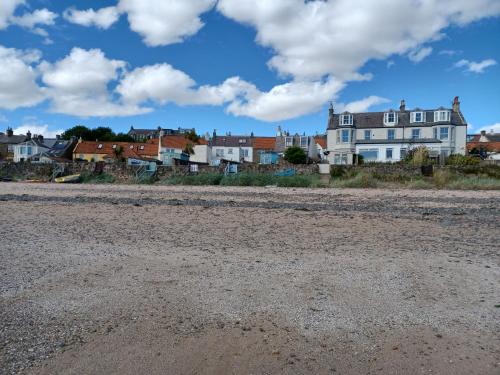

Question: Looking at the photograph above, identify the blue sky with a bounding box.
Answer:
[1,0,499,137]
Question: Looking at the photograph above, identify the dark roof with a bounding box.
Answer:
[211,136,253,147]
[128,128,157,135]
[0,134,27,144]
[356,138,442,145]
[328,109,467,130]
[485,133,500,142]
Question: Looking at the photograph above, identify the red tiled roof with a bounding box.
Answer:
[73,141,158,158]
[253,137,276,150]
[315,137,327,149]
[160,135,207,149]
[467,141,500,152]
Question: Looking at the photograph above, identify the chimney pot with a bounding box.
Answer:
[480,130,486,136]
[400,100,406,112]
[452,96,460,112]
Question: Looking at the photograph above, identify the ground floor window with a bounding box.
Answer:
[359,149,379,162]
[400,148,407,159]
[386,148,393,160]
[333,153,348,165]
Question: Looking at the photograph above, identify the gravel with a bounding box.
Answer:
[0,183,499,375]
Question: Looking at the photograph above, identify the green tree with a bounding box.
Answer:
[113,133,135,142]
[183,143,195,155]
[61,125,92,140]
[90,127,115,141]
[185,130,200,143]
[112,145,125,161]
[284,146,307,164]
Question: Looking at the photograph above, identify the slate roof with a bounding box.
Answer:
[211,136,253,147]
[328,109,467,130]
[0,134,27,144]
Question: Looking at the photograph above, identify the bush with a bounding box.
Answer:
[432,169,456,188]
[331,172,378,188]
[330,165,346,178]
[446,176,500,190]
[284,146,307,164]
[405,146,429,166]
[81,173,115,184]
[275,175,313,188]
[446,154,481,166]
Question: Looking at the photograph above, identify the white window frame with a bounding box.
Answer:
[285,137,293,147]
[364,130,371,140]
[434,110,451,122]
[439,127,449,140]
[387,129,395,140]
[228,148,233,154]
[411,111,425,123]
[341,129,350,143]
[300,136,308,148]
[411,129,421,140]
[340,114,353,126]
[97,144,103,149]
[215,149,224,157]
[386,148,393,160]
[383,112,397,126]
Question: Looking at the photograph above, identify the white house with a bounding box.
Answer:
[157,134,210,165]
[14,135,75,163]
[326,97,467,164]
[209,133,254,163]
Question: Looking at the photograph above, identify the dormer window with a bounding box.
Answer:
[112,144,117,149]
[434,110,451,122]
[383,112,397,126]
[411,111,425,123]
[140,145,144,150]
[340,114,353,126]
[97,144,103,149]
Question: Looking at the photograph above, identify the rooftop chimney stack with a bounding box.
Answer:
[329,102,334,118]
[27,130,31,140]
[452,96,460,112]
[400,100,406,112]
[6,127,13,137]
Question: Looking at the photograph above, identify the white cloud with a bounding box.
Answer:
[217,0,500,80]
[226,78,345,122]
[63,6,121,29]
[454,59,497,73]
[408,47,433,63]
[439,49,460,56]
[0,45,45,110]
[13,123,64,138]
[476,123,500,133]
[386,60,395,69]
[337,96,391,114]
[117,0,216,46]
[10,8,57,29]
[40,48,147,117]
[0,0,24,29]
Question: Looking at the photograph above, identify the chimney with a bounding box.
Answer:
[276,126,282,137]
[480,130,486,136]
[56,134,61,140]
[329,102,334,118]
[37,134,43,142]
[452,96,460,112]
[27,130,31,140]
[6,127,13,137]
[399,99,406,112]
[212,129,217,139]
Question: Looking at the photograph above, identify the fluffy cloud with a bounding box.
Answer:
[339,96,391,114]
[63,6,121,29]
[117,0,216,46]
[0,0,24,29]
[226,79,345,122]
[0,45,45,109]
[408,47,433,63]
[10,8,57,29]
[217,0,500,80]
[40,48,147,117]
[454,59,497,73]
[477,123,500,133]
[13,123,64,138]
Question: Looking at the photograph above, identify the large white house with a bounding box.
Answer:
[327,97,467,164]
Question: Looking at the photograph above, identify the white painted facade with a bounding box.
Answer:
[210,146,253,163]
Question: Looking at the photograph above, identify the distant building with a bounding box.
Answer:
[467,130,500,160]
[326,97,467,164]
[128,126,195,141]
[13,134,76,163]
[0,127,28,161]
[209,131,254,163]
[157,133,208,165]
[73,140,158,163]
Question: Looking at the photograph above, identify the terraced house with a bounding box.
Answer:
[327,97,467,164]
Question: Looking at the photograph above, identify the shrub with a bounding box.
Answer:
[276,175,313,188]
[82,173,115,184]
[446,176,500,190]
[432,169,456,188]
[405,146,429,166]
[284,146,307,164]
[331,172,378,188]
[330,165,346,178]
[446,154,481,166]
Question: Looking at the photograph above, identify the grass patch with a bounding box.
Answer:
[161,172,320,188]
[81,173,115,184]
[445,176,500,190]
[330,172,378,188]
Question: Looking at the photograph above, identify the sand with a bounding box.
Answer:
[0,183,499,374]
